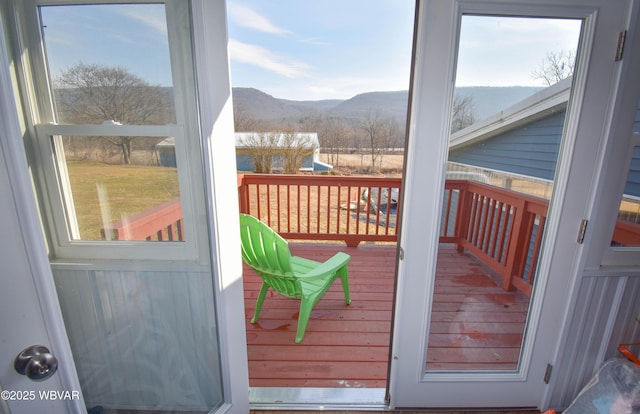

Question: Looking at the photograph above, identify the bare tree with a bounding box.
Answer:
[531,50,576,86]
[360,110,388,173]
[312,115,348,169]
[451,95,476,132]
[55,63,171,164]
[378,117,401,169]
[357,111,404,172]
[279,131,314,174]
[237,132,280,173]
[237,131,314,173]
[233,101,261,132]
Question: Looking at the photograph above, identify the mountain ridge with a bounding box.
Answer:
[232,86,544,126]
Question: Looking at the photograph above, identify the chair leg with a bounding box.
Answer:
[251,283,269,323]
[295,299,314,343]
[339,265,351,305]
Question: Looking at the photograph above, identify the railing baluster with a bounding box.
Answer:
[355,186,362,236]
[276,184,281,232]
[306,185,311,233]
[336,185,342,234]
[365,186,371,235]
[316,185,321,233]
[346,186,352,235]
[490,201,503,259]
[177,219,184,241]
[296,184,300,233]
[499,205,514,265]
[266,184,272,227]
[326,185,331,233]
[468,194,479,242]
[385,186,392,235]
[286,184,291,233]
[374,186,381,235]
[443,188,452,236]
[479,196,491,250]
[527,215,545,286]
[255,184,262,220]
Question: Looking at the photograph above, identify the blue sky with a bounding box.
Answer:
[41,4,172,87]
[41,2,582,102]
[226,0,415,100]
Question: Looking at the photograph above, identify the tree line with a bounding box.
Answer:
[54,49,572,172]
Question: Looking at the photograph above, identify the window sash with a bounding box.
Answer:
[22,0,204,261]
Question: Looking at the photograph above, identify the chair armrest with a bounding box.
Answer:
[298,252,350,280]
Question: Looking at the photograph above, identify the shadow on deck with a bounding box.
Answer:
[242,243,530,388]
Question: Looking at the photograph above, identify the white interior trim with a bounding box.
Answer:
[0,9,84,412]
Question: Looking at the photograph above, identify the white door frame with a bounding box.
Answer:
[390,0,635,408]
[190,1,250,412]
[0,8,82,411]
[0,1,249,412]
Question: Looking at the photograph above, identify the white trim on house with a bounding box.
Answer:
[449,77,572,150]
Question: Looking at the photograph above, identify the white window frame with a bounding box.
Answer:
[600,132,640,267]
[20,0,207,262]
[584,3,640,270]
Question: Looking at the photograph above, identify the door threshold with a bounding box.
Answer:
[249,387,387,410]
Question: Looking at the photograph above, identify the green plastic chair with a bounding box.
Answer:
[239,213,351,343]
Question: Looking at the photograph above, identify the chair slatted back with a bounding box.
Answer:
[239,214,302,298]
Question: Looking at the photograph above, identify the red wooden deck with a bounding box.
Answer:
[243,243,530,388]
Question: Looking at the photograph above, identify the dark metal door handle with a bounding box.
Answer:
[14,345,58,381]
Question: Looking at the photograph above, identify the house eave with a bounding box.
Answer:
[449,77,572,151]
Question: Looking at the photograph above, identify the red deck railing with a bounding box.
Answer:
[102,174,640,296]
[101,198,184,241]
[237,174,401,247]
[447,180,548,296]
[236,174,548,295]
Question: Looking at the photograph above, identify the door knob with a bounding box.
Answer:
[14,345,58,381]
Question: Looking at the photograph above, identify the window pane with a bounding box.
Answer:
[428,15,581,372]
[612,144,640,246]
[40,4,176,124]
[57,135,183,241]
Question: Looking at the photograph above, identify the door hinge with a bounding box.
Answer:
[577,219,588,244]
[399,247,404,260]
[544,363,553,384]
[615,30,627,61]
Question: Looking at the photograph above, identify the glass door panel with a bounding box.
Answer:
[427,14,582,372]
[34,3,224,412]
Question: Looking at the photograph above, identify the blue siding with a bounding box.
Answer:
[625,146,640,196]
[235,154,316,172]
[236,155,254,172]
[451,101,640,198]
[301,156,314,170]
[449,111,565,181]
[157,148,177,167]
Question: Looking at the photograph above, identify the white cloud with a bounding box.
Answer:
[228,3,290,35]
[229,39,310,78]
[114,5,168,35]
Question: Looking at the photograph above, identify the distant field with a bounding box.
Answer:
[66,157,404,241]
[321,153,405,176]
[66,161,180,240]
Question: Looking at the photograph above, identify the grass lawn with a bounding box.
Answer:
[67,160,180,240]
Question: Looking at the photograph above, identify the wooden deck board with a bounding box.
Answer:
[243,243,529,387]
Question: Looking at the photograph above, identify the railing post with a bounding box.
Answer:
[454,182,471,253]
[237,174,249,213]
[503,200,529,292]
